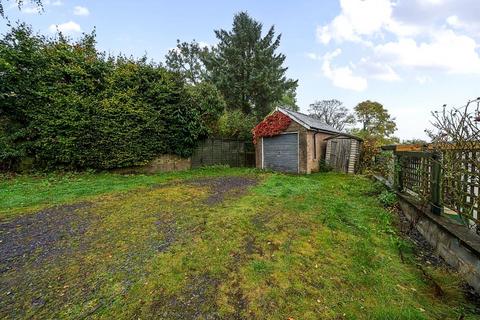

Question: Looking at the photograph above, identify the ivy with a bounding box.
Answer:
[252,111,292,144]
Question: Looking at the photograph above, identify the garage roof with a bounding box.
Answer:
[277,107,342,134]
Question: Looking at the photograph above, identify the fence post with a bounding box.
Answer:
[394,152,404,192]
[430,152,443,215]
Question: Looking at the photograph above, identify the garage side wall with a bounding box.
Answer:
[307,132,333,173]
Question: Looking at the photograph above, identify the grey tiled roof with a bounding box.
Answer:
[278,107,343,134]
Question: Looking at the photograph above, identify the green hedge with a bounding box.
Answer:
[0,25,223,170]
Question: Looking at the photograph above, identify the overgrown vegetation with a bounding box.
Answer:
[0,24,225,171]
[1,169,477,319]
[427,98,480,230]
[350,100,399,173]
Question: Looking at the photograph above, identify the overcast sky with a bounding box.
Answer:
[2,0,480,140]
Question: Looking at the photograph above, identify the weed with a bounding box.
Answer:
[378,190,398,207]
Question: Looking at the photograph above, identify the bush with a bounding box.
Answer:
[186,82,226,135]
[378,190,397,207]
[215,109,257,140]
[0,24,221,170]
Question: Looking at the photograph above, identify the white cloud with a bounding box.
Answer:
[446,15,460,28]
[374,29,480,74]
[49,21,82,34]
[416,75,432,84]
[358,58,401,81]
[73,6,90,16]
[315,0,480,85]
[306,52,320,60]
[17,0,62,14]
[44,0,62,6]
[317,0,393,44]
[22,5,42,14]
[321,49,368,91]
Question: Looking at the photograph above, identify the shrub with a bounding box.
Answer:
[0,24,217,170]
[185,82,226,135]
[215,109,257,140]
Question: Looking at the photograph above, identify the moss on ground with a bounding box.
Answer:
[0,168,478,319]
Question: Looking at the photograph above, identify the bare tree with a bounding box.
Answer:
[1,0,42,17]
[308,99,355,131]
[427,98,480,231]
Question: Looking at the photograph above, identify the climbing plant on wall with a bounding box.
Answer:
[252,111,292,144]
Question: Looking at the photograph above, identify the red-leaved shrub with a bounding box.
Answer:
[252,111,292,144]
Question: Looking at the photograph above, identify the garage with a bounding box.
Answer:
[254,107,362,174]
[262,133,299,173]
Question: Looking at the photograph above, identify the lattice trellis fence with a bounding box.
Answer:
[384,145,480,232]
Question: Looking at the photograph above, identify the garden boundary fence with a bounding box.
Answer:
[191,138,256,168]
[381,144,479,231]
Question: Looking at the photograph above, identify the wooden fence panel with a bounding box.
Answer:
[191,138,255,168]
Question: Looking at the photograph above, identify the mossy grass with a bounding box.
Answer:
[0,168,477,319]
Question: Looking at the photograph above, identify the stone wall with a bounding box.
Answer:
[113,155,191,174]
[397,193,480,292]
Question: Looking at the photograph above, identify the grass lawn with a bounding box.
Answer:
[0,168,478,319]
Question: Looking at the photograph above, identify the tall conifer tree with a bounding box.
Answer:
[205,12,297,120]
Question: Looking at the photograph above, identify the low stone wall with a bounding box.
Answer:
[397,193,480,292]
[373,175,480,292]
[113,155,191,174]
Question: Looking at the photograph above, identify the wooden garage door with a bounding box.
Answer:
[263,133,299,173]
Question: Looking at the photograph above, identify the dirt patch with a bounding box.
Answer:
[150,273,221,319]
[188,176,258,205]
[251,211,275,232]
[154,214,178,253]
[0,202,93,273]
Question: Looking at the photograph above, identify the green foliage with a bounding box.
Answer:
[318,159,333,172]
[378,190,398,207]
[279,87,299,111]
[215,109,257,140]
[350,100,399,173]
[165,39,209,84]
[0,24,212,170]
[353,100,397,141]
[186,82,226,135]
[205,11,298,120]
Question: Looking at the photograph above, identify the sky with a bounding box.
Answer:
[2,0,480,140]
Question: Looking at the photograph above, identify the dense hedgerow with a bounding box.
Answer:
[0,24,225,170]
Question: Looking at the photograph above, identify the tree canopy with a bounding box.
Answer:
[205,11,297,120]
[308,99,355,131]
[353,100,397,141]
[165,40,209,85]
[0,24,224,170]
